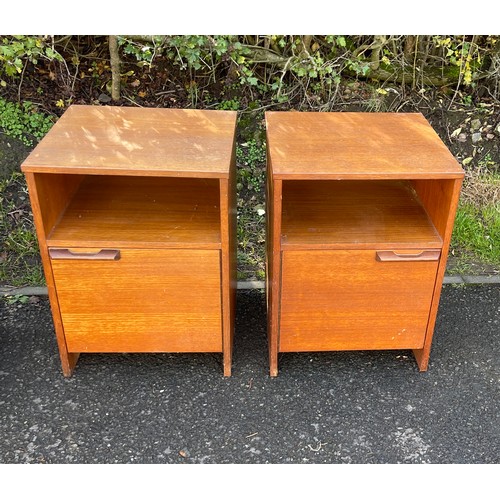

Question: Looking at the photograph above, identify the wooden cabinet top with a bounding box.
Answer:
[265,111,464,179]
[22,105,237,178]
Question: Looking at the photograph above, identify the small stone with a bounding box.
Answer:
[470,118,482,131]
[98,93,112,103]
[495,123,500,135]
[457,133,467,142]
[254,204,265,216]
[471,132,482,144]
[486,133,495,140]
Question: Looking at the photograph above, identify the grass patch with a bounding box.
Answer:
[0,171,44,286]
[0,97,53,286]
[449,161,500,274]
[451,202,500,268]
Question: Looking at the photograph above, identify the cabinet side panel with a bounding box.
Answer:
[220,151,237,375]
[265,152,273,321]
[412,178,463,370]
[266,154,282,376]
[24,173,82,376]
[31,173,85,236]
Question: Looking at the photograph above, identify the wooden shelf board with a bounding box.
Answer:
[47,176,221,248]
[281,180,443,249]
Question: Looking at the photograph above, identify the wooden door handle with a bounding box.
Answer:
[49,248,121,261]
[376,250,440,262]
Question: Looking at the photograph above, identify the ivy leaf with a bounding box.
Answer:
[337,36,346,47]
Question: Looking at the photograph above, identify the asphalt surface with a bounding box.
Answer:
[1,284,499,464]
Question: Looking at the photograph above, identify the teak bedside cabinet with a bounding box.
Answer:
[22,105,237,377]
[265,111,464,377]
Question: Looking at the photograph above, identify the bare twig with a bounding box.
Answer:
[17,59,28,103]
[108,35,121,101]
[448,35,476,110]
[308,441,327,452]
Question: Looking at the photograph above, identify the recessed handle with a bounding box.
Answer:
[376,250,440,262]
[49,248,121,261]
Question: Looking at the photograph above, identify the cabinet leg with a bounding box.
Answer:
[269,349,278,377]
[223,353,232,377]
[412,347,430,372]
[60,352,80,377]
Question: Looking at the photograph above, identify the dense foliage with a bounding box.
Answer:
[1,35,499,113]
[0,35,499,285]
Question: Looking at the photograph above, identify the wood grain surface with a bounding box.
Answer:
[265,111,464,375]
[23,106,237,376]
[281,180,443,249]
[412,177,463,370]
[24,172,81,376]
[51,249,222,353]
[47,176,221,249]
[279,250,439,352]
[265,112,464,179]
[22,105,237,177]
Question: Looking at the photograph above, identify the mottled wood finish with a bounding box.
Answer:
[266,112,464,179]
[47,176,221,249]
[411,178,463,370]
[22,105,237,178]
[24,172,80,376]
[265,111,464,376]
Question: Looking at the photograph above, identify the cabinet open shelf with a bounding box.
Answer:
[281,180,443,249]
[46,175,221,249]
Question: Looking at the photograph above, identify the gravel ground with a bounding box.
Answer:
[1,284,499,467]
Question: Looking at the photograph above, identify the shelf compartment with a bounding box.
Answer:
[281,180,442,249]
[47,175,221,249]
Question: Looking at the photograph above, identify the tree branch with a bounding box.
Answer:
[108,35,121,101]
